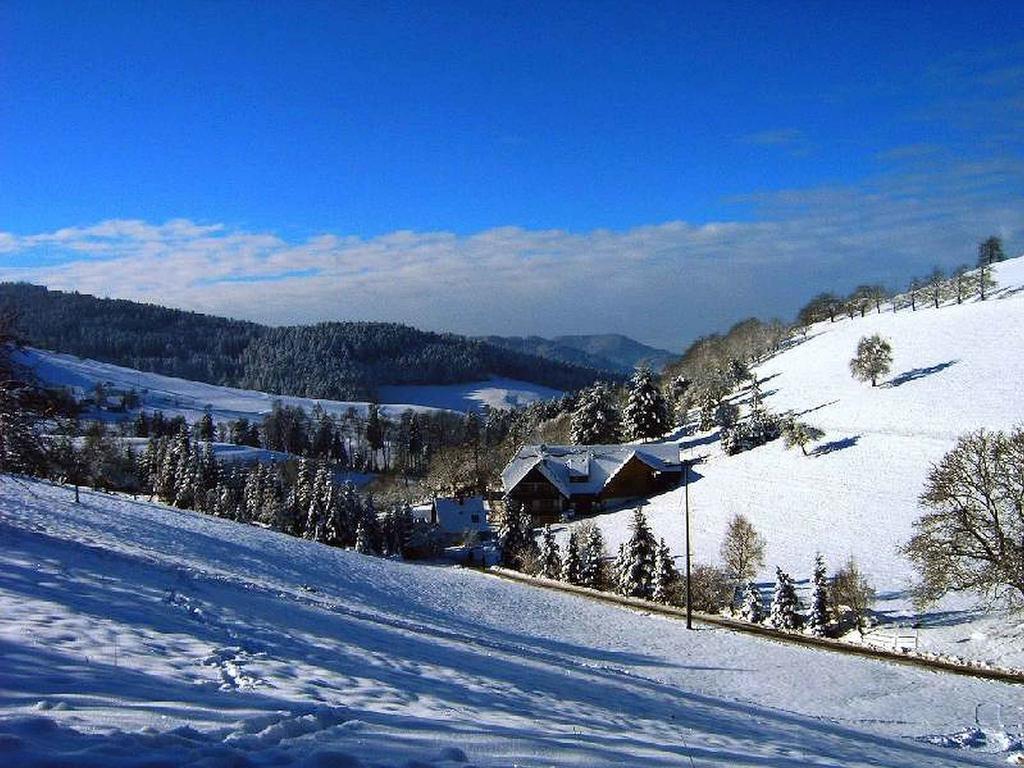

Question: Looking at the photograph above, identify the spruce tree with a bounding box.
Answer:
[498,498,537,571]
[354,521,374,555]
[740,582,765,623]
[538,525,562,580]
[195,411,215,442]
[768,567,801,630]
[615,507,658,599]
[807,554,829,637]
[561,529,583,584]
[578,521,606,589]
[569,382,622,444]
[623,365,669,442]
[652,538,676,603]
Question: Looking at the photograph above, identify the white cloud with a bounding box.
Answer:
[1,157,1022,350]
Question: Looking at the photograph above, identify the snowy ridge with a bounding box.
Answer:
[568,255,1024,669]
[2,478,1023,766]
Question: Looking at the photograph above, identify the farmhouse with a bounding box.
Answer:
[414,496,493,544]
[501,443,684,524]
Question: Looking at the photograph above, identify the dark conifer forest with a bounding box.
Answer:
[0,283,609,399]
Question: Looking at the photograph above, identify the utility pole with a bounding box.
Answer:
[684,458,692,630]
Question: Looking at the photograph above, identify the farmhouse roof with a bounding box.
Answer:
[501,443,682,497]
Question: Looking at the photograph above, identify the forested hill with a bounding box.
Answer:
[0,283,610,399]
[480,333,677,374]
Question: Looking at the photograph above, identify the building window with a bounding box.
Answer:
[471,514,480,523]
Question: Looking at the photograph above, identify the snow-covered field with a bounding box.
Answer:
[17,348,560,423]
[2,478,1023,766]
[571,257,1024,669]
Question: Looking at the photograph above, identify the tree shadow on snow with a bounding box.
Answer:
[883,360,958,388]
[793,399,839,418]
[811,436,860,456]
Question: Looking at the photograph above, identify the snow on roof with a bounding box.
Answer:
[501,443,682,496]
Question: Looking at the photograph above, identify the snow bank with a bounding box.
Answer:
[2,478,1022,766]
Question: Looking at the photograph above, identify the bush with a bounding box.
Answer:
[830,558,875,634]
[688,563,734,613]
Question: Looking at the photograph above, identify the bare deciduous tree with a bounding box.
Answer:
[903,427,1024,609]
[719,514,766,583]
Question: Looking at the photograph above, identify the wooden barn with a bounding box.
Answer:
[500,443,684,524]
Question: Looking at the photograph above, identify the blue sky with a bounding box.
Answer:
[1,1,1022,349]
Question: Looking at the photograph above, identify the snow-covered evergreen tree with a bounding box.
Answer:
[288,457,314,536]
[768,567,802,630]
[623,365,669,442]
[498,498,536,571]
[354,520,374,555]
[652,538,676,603]
[328,480,362,548]
[561,529,582,584]
[740,582,765,623]
[697,389,719,432]
[194,411,215,442]
[538,525,562,580]
[615,507,658,599]
[569,382,622,445]
[356,494,381,554]
[807,554,829,637]
[305,464,333,542]
[577,521,606,589]
[380,504,413,557]
[172,435,198,509]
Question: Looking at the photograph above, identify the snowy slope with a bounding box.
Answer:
[18,347,560,422]
[569,256,1024,667]
[2,478,1023,766]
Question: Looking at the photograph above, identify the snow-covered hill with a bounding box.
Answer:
[17,347,561,422]
[573,256,1024,668]
[2,478,1022,766]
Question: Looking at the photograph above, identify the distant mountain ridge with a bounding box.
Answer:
[0,283,610,401]
[481,333,677,374]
